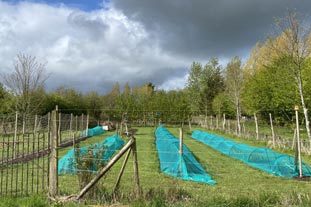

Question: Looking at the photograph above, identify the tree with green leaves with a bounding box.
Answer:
[269,11,311,144]
[242,57,299,123]
[200,58,225,115]
[186,62,203,113]
[0,83,12,114]
[225,56,244,135]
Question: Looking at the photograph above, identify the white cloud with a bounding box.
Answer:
[0,1,189,93]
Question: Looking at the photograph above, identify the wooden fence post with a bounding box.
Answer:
[13,111,18,158]
[49,106,59,197]
[86,114,89,137]
[222,113,226,131]
[132,137,140,197]
[295,105,303,177]
[34,115,37,135]
[58,112,62,144]
[254,113,259,140]
[269,113,275,148]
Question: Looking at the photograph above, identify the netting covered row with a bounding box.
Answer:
[192,130,311,178]
[82,126,106,137]
[58,134,125,174]
[155,126,216,184]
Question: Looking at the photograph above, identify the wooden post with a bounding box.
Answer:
[75,115,78,138]
[254,113,259,140]
[86,114,89,137]
[295,105,303,177]
[125,123,128,133]
[49,106,59,197]
[70,113,73,139]
[81,114,84,132]
[132,137,140,197]
[58,112,61,144]
[179,128,183,175]
[222,113,226,131]
[292,128,297,149]
[34,115,38,137]
[269,113,275,148]
[113,148,132,195]
[22,115,25,135]
[179,128,183,155]
[13,111,18,158]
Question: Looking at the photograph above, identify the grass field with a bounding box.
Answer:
[2,126,311,206]
[56,126,311,206]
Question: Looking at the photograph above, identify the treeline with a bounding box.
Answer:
[1,12,311,133]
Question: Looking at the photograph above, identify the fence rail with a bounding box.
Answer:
[0,111,90,196]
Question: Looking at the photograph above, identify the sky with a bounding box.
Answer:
[1,0,311,94]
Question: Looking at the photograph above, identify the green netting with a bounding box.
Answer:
[82,126,106,137]
[192,130,311,178]
[58,134,125,174]
[155,126,216,184]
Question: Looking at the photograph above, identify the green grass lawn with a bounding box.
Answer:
[3,126,311,206]
[56,126,311,206]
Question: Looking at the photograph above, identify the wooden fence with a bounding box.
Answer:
[193,113,311,154]
[0,109,90,196]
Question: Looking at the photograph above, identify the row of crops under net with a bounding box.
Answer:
[57,125,311,190]
[154,126,311,184]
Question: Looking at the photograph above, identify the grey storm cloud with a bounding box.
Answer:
[1,0,311,94]
[113,0,311,59]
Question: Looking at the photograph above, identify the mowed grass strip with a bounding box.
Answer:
[167,127,311,199]
[54,127,311,205]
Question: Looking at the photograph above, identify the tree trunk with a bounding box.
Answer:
[297,76,311,147]
[236,97,241,136]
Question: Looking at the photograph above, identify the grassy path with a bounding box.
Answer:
[58,127,311,206]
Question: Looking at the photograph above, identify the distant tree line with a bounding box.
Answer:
[1,12,311,142]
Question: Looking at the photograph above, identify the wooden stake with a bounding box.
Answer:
[86,114,89,137]
[254,113,259,140]
[113,148,132,194]
[34,115,37,136]
[222,113,226,131]
[132,137,140,197]
[49,106,59,197]
[269,113,275,148]
[292,128,297,149]
[179,128,183,155]
[13,111,18,158]
[295,106,303,177]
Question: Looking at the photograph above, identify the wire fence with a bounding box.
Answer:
[0,111,89,196]
[0,109,310,198]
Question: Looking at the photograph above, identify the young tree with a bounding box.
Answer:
[200,58,225,115]
[186,62,203,113]
[225,56,244,135]
[270,11,311,144]
[2,53,49,116]
[0,83,12,114]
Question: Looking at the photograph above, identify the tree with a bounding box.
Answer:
[200,58,225,115]
[84,91,102,120]
[2,53,49,116]
[225,56,244,135]
[49,86,86,115]
[186,62,203,113]
[242,57,298,123]
[269,11,311,144]
[0,83,12,114]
